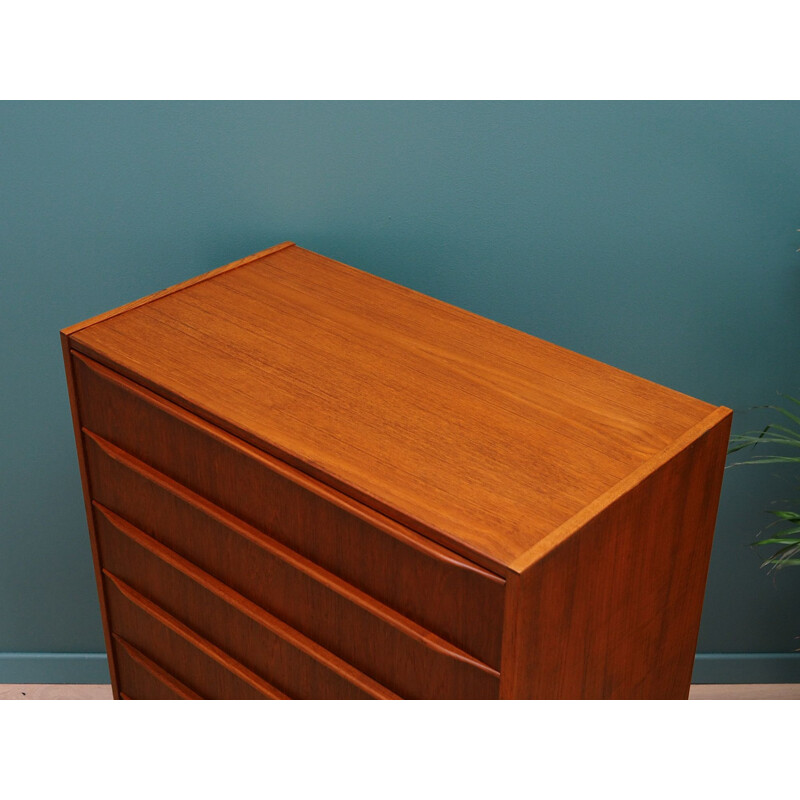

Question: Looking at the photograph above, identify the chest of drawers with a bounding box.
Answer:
[61,241,731,699]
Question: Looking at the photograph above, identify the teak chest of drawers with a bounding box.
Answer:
[62,242,731,699]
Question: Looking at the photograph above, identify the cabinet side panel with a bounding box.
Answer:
[501,412,731,699]
[59,332,120,697]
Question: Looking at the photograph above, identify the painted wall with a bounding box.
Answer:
[1,101,798,683]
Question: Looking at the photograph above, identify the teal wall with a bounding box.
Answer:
[2,101,798,684]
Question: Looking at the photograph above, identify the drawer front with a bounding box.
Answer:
[111,635,198,700]
[73,350,505,670]
[105,575,285,700]
[85,432,500,699]
[94,503,397,700]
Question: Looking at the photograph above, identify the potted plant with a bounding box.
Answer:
[728,394,800,569]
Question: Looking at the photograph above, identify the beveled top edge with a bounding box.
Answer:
[508,405,733,575]
[66,242,728,571]
[285,245,717,423]
[60,241,296,337]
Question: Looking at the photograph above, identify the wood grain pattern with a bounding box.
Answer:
[59,333,121,699]
[72,348,499,582]
[60,241,295,337]
[112,636,200,700]
[62,242,733,699]
[94,504,401,700]
[69,243,716,567]
[95,501,496,700]
[83,430,501,696]
[105,577,286,700]
[510,405,733,574]
[72,349,506,654]
[499,408,732,699]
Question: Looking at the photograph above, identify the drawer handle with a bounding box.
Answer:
[113,634,201,700]
[73,349,505,583]
[87,430,501,676]
[96,503,401,700]
[107,573,289,700]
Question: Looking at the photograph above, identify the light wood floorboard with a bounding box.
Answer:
[688,683,800,700]
[0,684,798,699]
[0,684,114,700]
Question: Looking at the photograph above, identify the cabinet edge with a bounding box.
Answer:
[499,407,732,699]
[509,405,733,575]
[60,241,296,337]
[60,331,122,699]
[70,347,510,581]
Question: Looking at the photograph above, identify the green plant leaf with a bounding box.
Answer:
[777,393,800,411]
[729,434,800,449]
[761,423,800,441]
[754,537,800,546]
[729,395,800,569]
[728,425,773,454]
[764,542,800,561]
[739,429,800,444]
[728,456,800,466]
[764,404,800,429]
[755,521,800,536]
[762,558,800,568]
[768,510,800,522]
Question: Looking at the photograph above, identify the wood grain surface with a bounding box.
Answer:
[69,244,717,568]
[499,409,732,698]
[106,580,286,700]
[95,506,400,700]
[73,349,506,646]
[62,242,732,699]
[59,333,122,698]
[84,429,501,691]
[111,635,201,700]
[60,241,295,337]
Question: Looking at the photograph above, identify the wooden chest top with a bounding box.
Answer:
[67,241,726,572]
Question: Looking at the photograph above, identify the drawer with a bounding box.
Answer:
[94,502,399,700]
[105,573,286,700]
[73,349,505,669]
[85,431,500,699]
[111,635,198,700]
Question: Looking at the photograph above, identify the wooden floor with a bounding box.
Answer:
[1,684,799,699]
[1,684,114,700]
[689,683,800,700]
